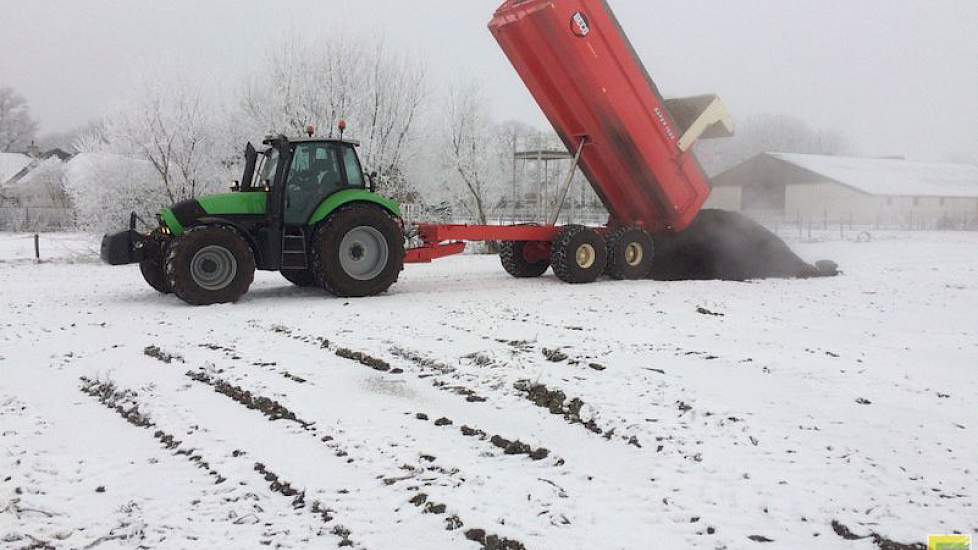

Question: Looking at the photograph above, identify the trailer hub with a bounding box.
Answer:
[576,243,597,269]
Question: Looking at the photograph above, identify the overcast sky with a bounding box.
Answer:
[2,0,976,162]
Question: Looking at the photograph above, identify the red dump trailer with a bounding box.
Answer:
[406,0,732,283]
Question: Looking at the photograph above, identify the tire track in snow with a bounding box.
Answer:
[182,366,527,549]
[178,334,710,548]
[76,376,351,548]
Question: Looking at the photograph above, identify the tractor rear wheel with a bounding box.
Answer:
[281,269,317,287]
[551,225,607,284]
[311,204,404,297]
[139,230,171,294]
[499,241,550,278]
[165,226,256,306]
[606,227,655,280]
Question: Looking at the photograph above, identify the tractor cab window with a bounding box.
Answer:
[341,145,365,188]
[284,143,344,225]
[256,149,279,190]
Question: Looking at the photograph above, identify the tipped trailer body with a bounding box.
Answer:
[489,0,713,232]
[406,0,732,281]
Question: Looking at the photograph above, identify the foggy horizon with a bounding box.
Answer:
[2,0,976,163]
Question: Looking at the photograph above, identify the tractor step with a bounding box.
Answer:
[281,231,308,270]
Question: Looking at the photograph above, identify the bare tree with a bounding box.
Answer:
[0,87,39,152]
[97,78,222,205]
[444,81,495,225]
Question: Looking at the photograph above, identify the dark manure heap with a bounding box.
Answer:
[651,209,839,281]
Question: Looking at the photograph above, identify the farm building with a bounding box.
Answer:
[704,153,978,229]
[0,152,32,186]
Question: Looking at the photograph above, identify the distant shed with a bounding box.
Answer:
[0,152,32,186]
[705,153,978,228]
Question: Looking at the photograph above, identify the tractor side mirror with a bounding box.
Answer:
[368,171,378,193]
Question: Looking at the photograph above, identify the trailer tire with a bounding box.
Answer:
[140,230,171,294]
[281,269,318,287]
[499,241,550,278]
[606,227,655,280]
[311,204,404,298]
[165,225,255,306]
[551,225,607,284]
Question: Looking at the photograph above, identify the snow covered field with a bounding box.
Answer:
[1,231,976,549]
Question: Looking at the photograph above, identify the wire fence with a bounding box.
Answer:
[746,210,978,242]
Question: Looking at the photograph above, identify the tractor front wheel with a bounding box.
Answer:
[165,226,256,306]
[551,225,607,284]
[311,204,404,297]
[139,230,171,294]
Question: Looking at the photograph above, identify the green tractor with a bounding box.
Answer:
[101,131,405,305]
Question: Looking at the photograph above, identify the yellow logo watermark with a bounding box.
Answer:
[929,535,972,550]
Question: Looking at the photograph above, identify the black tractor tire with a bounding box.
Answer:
[606,227,655,280]
[281,269,318,287]
[165,225,256,306]
[499,241,550,278]
[311,204,404,298]
[139,230,172,294]
[551,225,607,284]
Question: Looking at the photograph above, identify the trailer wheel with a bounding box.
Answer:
[499,241,550,278]
[139,230,171,294]
[606,227,655,280]
[551,225,607,284]
[311,204,404,297]
[281,269,318,287]
[165,226,255,306]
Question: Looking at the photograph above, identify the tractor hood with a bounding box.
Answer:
[160,193,268,236]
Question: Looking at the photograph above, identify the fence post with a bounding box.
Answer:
[34,233,40,263]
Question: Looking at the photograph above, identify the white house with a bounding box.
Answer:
[705,153,978,229]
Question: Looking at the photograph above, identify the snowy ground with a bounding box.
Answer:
[1,230,976,550]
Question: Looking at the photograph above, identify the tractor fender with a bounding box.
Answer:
[195,217,265,267]
[306,189,401,227]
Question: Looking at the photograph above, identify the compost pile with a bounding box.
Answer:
[650,209,838,281]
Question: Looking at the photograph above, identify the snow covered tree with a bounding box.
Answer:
[69,77,227,231]
[441,80,508,226]
[239,36,426,197]
[64,153,161,233]
[0,87,39,153]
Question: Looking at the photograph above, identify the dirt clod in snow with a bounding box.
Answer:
[748,534,775,543]
[434,417,454,427]
[461,425,488,439]
[514,380,603,435]
[830,520,926,550]
[143,345,184,364]
[696,307,724,317]
[651,209,839,281]
[489,435,550,461]
[463,528,527,550]
[542,348,569,362]
[335,348,391,372]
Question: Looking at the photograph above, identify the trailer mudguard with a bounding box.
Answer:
[490,0,717,232]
